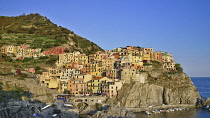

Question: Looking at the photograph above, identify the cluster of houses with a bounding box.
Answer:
[0,45,69,59]
[0,45,176,98]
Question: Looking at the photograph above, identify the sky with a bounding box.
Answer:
[0,0,210,77]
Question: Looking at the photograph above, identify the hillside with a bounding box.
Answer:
[0,13,103,54]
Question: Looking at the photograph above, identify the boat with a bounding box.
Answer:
[145,111,151,115]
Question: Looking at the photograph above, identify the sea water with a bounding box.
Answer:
[135,77,210,118]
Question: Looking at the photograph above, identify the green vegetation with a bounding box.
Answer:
[45,55,58,65]
[143,63,152,66]
[175,63,183,73]
[77,102,83,109]
[35,66,42,74]
[0,53,58,71]
[18,76,25,80]
[164,71,179,74]
[63,89,71,94]
[151,60,162,68]
[94,103,102,110]
[0,13,104,54]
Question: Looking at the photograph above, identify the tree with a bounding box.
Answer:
[7,29,14,33]
[63,89,70,94]
[0,82,3,90]
[175,63,183,73]
[35,66,42,74]
[28,27,36,34]
[64,49,70,53]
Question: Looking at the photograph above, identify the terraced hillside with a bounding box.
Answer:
[0,13,103,54]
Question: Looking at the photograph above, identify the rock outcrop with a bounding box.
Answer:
[108,71,200,108]
[203,98,210,106]
[0,100,79,118]
[0,75,60,103]
[87,105,136,118]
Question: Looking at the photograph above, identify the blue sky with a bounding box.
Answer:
[0,0,210,77]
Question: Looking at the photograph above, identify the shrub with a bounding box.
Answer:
[175,64,183,73]
[39,56,49,60]
[14,87,24,93]
[18,77,25,80]
[94,103,102,110]
[77,103,83,109]
[28,27,36,34]
[46,57,57,64]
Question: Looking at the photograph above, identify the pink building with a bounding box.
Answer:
[81,63,91,74]
[43,46,70,56]
[66,62,79,69]
[101,54,109,60]
[68,79,90,96]
[25,68,35,74]
[21,44,30,49]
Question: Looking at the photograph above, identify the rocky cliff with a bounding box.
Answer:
[108,67,200,108]
[0,75,60,103]
[86,105,136,118]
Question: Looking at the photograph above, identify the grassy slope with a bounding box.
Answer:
[0,13,104,54]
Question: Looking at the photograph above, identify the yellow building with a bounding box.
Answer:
[142,53,150,61]
[142,48,154,54]
[48,67,63,77]
[102,59,115,71]
[91,60,103,76]
[131,54,143,66]
[121,69,136,83]
[48,78,59,89]
[88,77,110,93]
[77,54,88,65]
[39,72,59,89]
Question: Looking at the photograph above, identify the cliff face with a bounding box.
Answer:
[108,71,200,108]
[0,75,59,103]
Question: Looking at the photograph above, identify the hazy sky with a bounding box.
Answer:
[0,0,210,77]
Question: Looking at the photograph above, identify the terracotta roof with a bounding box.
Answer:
[93,77,103,80]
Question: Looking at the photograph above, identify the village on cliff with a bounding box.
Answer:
[0,45,176,98]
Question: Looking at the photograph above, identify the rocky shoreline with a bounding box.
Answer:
[125,104,195,112]
[1,98,210,118]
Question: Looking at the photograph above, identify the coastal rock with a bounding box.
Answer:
[0,75,60,103]
[0,100,79,118]
[108,72,200,108]
[87,105,136,118]
[203,98,210,105]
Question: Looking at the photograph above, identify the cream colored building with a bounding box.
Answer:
[109,79,124,98]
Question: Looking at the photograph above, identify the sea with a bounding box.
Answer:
[135,77,210,118]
